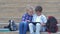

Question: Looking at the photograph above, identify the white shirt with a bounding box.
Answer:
[32,14,47,24]
[35,16,41,22]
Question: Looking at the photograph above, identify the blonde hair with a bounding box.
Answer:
[26,5,34,11]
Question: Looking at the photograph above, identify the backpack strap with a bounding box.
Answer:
[47,16,52,34]
[47,28,51,34]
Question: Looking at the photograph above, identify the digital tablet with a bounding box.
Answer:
[29,22,41,25]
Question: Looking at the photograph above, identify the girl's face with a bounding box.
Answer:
[27,9,33,16]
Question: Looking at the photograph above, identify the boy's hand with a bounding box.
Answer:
[26,20,30,22]
[41,23,46,26]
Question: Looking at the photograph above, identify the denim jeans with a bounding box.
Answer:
[19,22,28,34]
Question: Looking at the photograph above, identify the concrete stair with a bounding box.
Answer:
[0,0,60,34]
[0,23,60,32]
[0,0,60,23]
[0,18,60,23]
[0,0,60,18]
[0,31,60,34]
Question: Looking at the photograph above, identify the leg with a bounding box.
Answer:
[29,23,34,34]
[23,22,28,34]
[41,26,46,32]
[19,22,24,34]
[36,23,41,34]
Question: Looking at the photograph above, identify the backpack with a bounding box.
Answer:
[46,16,58,33]
[9,20,18,31]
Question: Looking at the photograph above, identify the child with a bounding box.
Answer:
[29,6,47,34]
[19,6,34,34]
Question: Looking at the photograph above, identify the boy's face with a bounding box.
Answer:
[27,9,33,16]
[36,11,41,16]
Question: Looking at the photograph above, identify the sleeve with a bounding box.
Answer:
[41,15,47,23]
[32,14,36,22]
[32,16,34,22]
[21,14,26,21]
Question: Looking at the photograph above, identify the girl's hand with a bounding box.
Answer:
[26,20,30,22]
[41,23,46,26]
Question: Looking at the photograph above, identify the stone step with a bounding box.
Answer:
[0,17,60,23]
[0,0,59,14]
[0,30,60,34]
[0,2,59,6]
[0,7,59,13]
[0,12,60,18]
[0,0,60,4]
[0,0,60,19]
[0,18,21,23]
[0,3,59,9]
[0,4,59,18]
[0,4,59,13]
[0,23,60,32]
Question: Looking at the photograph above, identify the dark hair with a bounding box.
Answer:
[35,6,42,12]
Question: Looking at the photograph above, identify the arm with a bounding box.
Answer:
[21,14,30,22]
[21,15,26,22]
[41,15,47,26]
[32,14,36,22]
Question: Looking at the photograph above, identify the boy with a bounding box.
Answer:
[29,6,47,34]
[19,6,34,34]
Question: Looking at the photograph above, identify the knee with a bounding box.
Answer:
[19,22,23,25]
[19,22,24,27]
[29,23,33,26]
[24,22,28,25]
[36,23,40,26]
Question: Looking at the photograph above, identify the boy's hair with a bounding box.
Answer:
[35,6,42,12]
